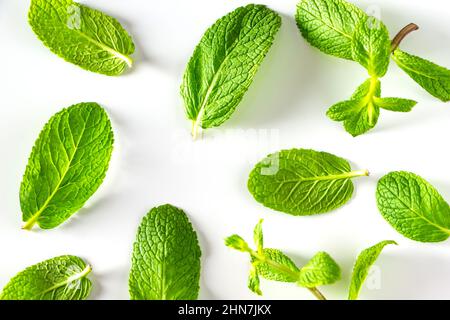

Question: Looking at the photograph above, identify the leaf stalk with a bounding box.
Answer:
[391,23,419,52]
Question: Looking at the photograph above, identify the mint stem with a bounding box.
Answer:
[250,251,327,300]
[22,216,38,230]
[391,23,419,52]
[307,287,327,300]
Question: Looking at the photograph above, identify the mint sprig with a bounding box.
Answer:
[296,0,450,136]
[226,220,398,300]
[225,220,341,300]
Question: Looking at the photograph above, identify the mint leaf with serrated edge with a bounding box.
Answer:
[181,4,281,139]
[129,204,202,300]
[298,252,341,288]
[0,255,92,300]
[393,49,450,102]
[225,220,342,300]
[252,248,300,283]
[29,0,135,76]
[20,102,114,230]
[327,78,416,136]
[352,16,391,77]
[296,0,366,60]
[373,97,417,112]
[248,149,368,216]
[376,171,450,242]
[348,241,397,300]
[327,78,381,136]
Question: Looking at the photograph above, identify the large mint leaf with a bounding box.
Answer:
[376,171,450,242]
[352,16,391,77]
[296,0,366,60]
[348,241,396,300]
[20,102,114,230]
[129,204,202,300]
[297,252,341,288]
[392,49,450,102]
[0,255,92,300]
[181,4,281,138]
[29,0,135,76]
[248,149,368,216]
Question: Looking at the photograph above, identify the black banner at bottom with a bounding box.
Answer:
[0,300,445,318]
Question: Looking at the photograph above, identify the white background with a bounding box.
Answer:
[1,0,450,300]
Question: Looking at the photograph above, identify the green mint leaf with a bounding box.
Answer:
[129,204,201,300]
[297,252,341,288]
[0,255,92,300]
[29,0,135,76]
[373,97,417,112]
[181,4,281,138]
[225,235,250,252]
[348,241,397,300]
[352,16,391,77]
[20,102,114,230]
[326,100,360,121]
[252,248,300,283]
[327,78,381,136]
[392,49,450,102]
[342,99,380,136]
[253,219,264,254]
[248,148,368,216]
[351,77,382,99]
[248,265,262,296]
[296,0,366,60]
[376,171,450,242]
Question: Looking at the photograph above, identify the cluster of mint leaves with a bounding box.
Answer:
[225,220,396,300]
[3,0,449,301]
[296,0,450,136]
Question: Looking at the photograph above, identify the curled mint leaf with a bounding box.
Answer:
[181,4,281,138]
[20,102,114,230]
[348,241,397,300]
[298,252,341,288]
[248,265,262,296]
[248,149,368,216]
[0,255,92,300]
[296,0,366,60]
[129,204,202,300]
[253,219,264,254]
[29,0,135,76]
[225,235,250,252]
[376,171,450,242]
[393,49,450,102]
